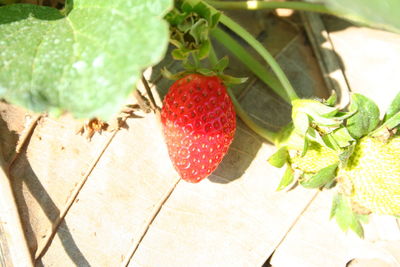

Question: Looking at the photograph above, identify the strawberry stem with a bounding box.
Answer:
[208,42,219,67]
[204,1,335,14]
[218,14,299,102]
[208,39,279,144]
[211,27,290,103]
[226,86,279,144]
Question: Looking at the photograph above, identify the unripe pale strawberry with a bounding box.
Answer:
[161,74,236,183]
[338,135,400,215]
[289,141,339,174]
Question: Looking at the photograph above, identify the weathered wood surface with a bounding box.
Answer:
[270,15,400,267]
[5,11,388,267]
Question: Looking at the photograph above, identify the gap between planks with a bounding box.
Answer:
[0,113,42,267]
[267,191,319,263]
[121,177,181,267]
[34,127,120,260]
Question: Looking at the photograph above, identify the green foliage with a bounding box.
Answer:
[300,163,338,189]
[268,146,288,168]
[307,0,400,34]
[0,0,172,119]
[276,165,294,191]
[290,99,354,154]
[385,91,400,122]
[346,94,380,139]
[166,0,220,61]
[330,194,366,238]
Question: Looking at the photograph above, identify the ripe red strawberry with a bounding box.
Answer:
[161,73,236,183]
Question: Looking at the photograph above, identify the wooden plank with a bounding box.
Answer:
[322,15,400,110]
[301,12,351,108]
[270,191,400,267]
[0,156,33,267]
[38,111,180,266]
[0,103,36,266]
[128,121,316,266]
[9,115,114,258]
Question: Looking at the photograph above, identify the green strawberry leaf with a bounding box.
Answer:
[330,194,364,238]
[268,146,288,168]
[276,165,295,191]
[300,162,338,189]
[346,93,380,139]
[0,1,172,119]
[307,0,400,34]
[384,91,400,122]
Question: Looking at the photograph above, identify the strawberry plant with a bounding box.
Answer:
[1,0,399,238]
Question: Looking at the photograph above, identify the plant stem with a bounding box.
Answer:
[218,14,299,101]
[226,87,279,144]
[208,42,219,66]
[208,41,279,144]
[211,27,290,103]
[205,1,335,15]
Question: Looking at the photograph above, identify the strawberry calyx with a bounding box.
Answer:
[161,55,247,87]
[165,0,221,62]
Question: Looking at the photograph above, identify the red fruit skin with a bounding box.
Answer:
[161,74,236,183]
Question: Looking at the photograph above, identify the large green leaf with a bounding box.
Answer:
[307,0,400,34]
[0,0,172,119]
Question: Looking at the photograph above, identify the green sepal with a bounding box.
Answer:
[212,56,229,73]
[161,68,188,80]
[300,162,339,189]
[219,74,248,85]
[196,68,215,76]
[301,136,309,157]
[338,144,355,168]
[291,99,355,154]
[293,112,309,137]
[180,0,221,29]
[346,93,380,139]
[325,92,337,107]
[165,8,188,26]
[330,194,366,238]
[197,40,211,59]
[268,146,289,168]
[189,18,209,44]
[292,99,339,119]
[384,91,400,122]
[172,48,190,60]
[276,165,295,191]
[328,127,355,148]
[168,0,221,62]
[370,111,400,138]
